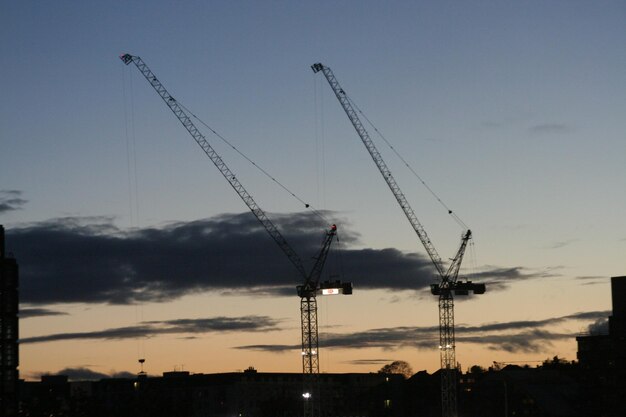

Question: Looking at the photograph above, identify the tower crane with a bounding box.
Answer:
[312,63,485,417]
[120,54,351,417]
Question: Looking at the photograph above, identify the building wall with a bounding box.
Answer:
[576,275,626,417]
[0,225,20,417]
[610,276,626,337]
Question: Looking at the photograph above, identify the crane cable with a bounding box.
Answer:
[122,66,146,373]
[314,76,327,210]
[344,94,469,231]
[178,102,331,227]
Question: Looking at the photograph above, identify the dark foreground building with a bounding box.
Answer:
[18,365,593,417]
[20,369,406,417]
[576,275,626,416]
[0,226,19,417]
[463,361,583,417]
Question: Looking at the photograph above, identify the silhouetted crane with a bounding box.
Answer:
[312,62,484,417]
[121,54,351,417]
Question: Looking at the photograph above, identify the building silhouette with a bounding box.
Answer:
[464,361,582,417]
[20,369,406,417]
[18,364,591,417]
[0,225,19,417]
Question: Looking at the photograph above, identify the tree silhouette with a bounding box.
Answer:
[378,361,413,378]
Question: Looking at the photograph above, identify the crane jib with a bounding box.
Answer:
[120,53,309,279]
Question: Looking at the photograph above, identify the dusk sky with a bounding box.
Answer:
[1,1,624,381]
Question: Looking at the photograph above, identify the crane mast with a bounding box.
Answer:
[313,63,484,417]
[121,54,350,417]
[298,224,336,417]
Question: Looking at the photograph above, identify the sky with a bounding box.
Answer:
[1,1,625,381]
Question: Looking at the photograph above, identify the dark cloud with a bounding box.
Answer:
[529,123,571,135]
[7,213,438,305]
[7,213,547,305]
[20,308,69,319]
[0,190,27,214]
[21,316,280,344]
[41,367,136,381]
[235,310,609,354]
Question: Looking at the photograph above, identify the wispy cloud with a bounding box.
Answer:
[468,265,561,291]
[20,308,69,319]
[25,309,608,354]
[0,190,27,214]
[21,316,281,344]
[345,359,398,366]
[546,239,577,249]
[234,343,295,352]
[529,123,572,135]
[235,310,609,354]
[480,121,503,129]
[463,329,571,353]
[575,276,607,286]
